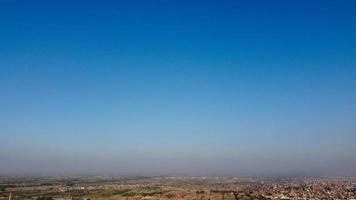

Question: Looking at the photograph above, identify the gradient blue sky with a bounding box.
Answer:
[0,0,356,176]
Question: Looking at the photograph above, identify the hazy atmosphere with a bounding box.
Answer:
[1,0,356,177]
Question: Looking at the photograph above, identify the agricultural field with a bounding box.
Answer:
[0,176,279,200]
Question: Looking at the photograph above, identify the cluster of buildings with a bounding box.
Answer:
[248,178,356,200]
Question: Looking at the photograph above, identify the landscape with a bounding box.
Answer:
[1,0,356,200]
[1,176,356,200]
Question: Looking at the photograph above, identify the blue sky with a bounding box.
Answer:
[0,0,356,176]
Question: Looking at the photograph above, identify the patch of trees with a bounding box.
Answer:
[66,181,75,186]
[0,186,6,192]
[36,196,53,200]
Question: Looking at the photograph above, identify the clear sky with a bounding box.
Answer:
[0,0,356,176]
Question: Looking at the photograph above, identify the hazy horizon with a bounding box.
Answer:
[1,0,356,177]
